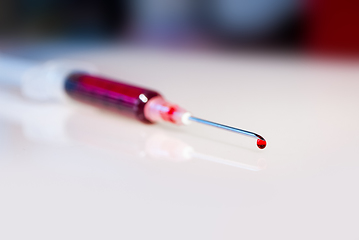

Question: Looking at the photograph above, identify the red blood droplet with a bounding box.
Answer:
[257,139,266,149]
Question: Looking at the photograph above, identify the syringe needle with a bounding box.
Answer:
[188,116,267,149]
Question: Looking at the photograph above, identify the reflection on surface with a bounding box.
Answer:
[0,89,266,171]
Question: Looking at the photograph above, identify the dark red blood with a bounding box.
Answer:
[257,139,266,149]
[65,73,160,123]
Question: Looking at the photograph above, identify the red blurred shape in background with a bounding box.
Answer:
[307,0,359,57]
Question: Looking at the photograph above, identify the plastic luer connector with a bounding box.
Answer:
[65,73,191,124]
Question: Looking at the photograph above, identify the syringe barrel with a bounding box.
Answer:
[65,73,161,123]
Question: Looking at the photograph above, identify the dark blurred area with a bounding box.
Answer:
[0,0,127,38]
[0,0,358,57]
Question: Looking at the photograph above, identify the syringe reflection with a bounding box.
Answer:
[0,90,266,171]
[67,109,266,171]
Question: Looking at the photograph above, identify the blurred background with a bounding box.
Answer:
[0,0,358,57]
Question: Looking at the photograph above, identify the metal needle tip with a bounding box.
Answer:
[188,116,266,149]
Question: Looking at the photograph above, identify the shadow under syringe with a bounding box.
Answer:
[0,90,267,171]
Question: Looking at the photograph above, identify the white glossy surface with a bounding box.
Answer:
[1,47,358,240]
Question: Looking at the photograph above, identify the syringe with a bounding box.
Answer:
[0,55,266,149]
